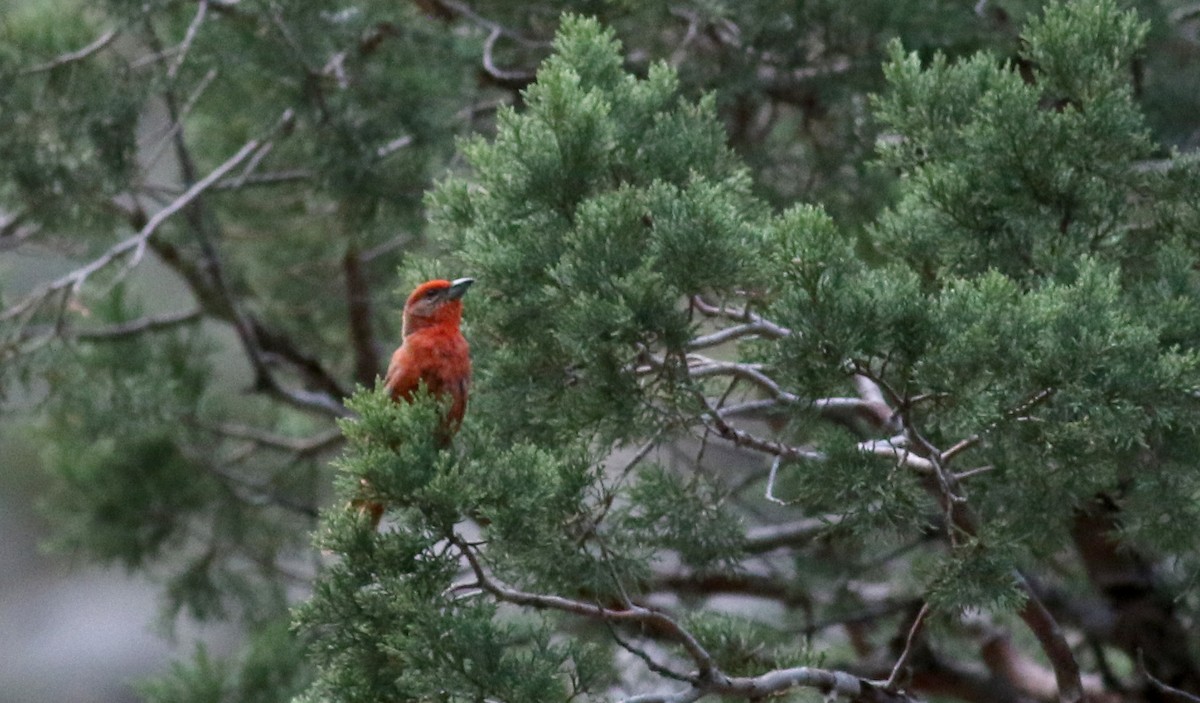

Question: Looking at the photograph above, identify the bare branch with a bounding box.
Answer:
[343,240,379,386]
[622,688,703,703]
[223,142,275,190]
[21,28,119,74]
[625,666,923,703]
[429,0,549,47]
[764,456,795,505]
[701,409,825,462]
[74,308,203,340]
[687,359,798,401]
[3,133,267,324]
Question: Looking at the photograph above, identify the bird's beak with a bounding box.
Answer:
[446,277,474,300]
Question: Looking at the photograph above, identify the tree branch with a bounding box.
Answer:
[74,308,203,340]
[691,296,793,337]
[21,28,119,74]
[451,533,722,679]
[2,135,265,325]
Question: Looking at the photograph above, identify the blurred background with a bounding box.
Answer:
[0,251,241,703]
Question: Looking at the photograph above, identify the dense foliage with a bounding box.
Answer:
[4,1,1200,702]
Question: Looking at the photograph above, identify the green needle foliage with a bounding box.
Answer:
[5,0,1200,701]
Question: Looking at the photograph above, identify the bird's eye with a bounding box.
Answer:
[425,289,439,299]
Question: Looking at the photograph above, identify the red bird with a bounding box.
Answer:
[359,277,473,527]
[385,277,474,434]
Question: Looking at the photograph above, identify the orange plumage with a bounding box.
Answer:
[359,277,473,527]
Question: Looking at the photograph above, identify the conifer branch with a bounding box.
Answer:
[454,536,921,703]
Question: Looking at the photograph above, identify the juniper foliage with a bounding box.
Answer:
[4,0,1200,702]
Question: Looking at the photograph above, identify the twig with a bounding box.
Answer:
[225,142,275,190]
[431,0,549,47]
[74,308,202,340]
[884,603,930,691]
[21,28,118,74]
[952,465,995,481]
[0,212,40,252]
[166,0,208,79]
[624,666,920,703]
[702,410,825,462]
[941,388,1054,464]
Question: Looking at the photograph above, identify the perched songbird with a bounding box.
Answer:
[385,277,474,436]
[358,277,474,527]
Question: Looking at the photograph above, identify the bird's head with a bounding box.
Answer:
[402,277,474,336]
